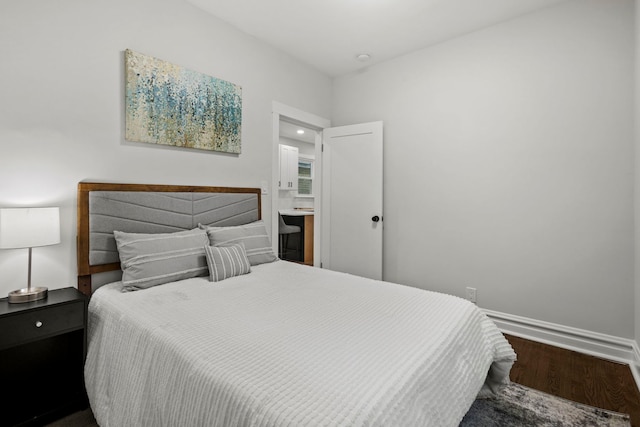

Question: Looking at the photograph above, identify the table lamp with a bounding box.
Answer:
[0,207,60,303]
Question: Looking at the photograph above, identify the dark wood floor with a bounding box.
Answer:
[506,334,640,427]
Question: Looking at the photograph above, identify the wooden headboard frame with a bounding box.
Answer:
[76,182,262,296]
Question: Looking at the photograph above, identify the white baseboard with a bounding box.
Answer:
[484,308,640,391]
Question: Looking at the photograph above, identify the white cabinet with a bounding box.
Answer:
[279,144,298,190]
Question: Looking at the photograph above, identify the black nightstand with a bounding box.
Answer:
[0,287,88,426]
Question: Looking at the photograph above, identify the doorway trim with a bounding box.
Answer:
[272,102,330,266]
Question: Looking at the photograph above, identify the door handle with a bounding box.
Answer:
[371,215,380,222]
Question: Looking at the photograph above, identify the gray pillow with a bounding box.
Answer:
[204,242,251,282]
[204,220,278,266]
[114,228,209,291]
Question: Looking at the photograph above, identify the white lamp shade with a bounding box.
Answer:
[0,207,61,249]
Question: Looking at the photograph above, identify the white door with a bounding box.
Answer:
[321,121,383,280]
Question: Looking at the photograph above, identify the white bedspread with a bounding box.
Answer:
[85,260,515,427]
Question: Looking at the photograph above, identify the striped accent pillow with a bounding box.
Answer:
[204,243,251,282]
[114,228,209,291]
[204,220,277,266]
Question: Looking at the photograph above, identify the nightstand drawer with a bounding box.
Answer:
[0,301,84,349]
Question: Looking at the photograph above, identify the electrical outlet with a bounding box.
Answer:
[466,287,477,304]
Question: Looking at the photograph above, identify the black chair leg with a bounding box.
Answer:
[279,233,303,261]
[280,234,290,259]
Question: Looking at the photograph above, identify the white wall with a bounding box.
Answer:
[0,0,331,297]
[333,0,635,338]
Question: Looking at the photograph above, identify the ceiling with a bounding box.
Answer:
[187,0,571,77]
[279,120,316,144]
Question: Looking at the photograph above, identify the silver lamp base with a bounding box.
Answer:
[8,287,48,303]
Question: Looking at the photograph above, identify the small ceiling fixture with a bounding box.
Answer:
[356,53,371,62]
[297,129,305,135]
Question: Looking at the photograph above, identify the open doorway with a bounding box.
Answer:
[277,119,316,211]
[271,102,330,267]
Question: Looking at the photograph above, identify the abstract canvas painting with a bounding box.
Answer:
[125,49,242,154]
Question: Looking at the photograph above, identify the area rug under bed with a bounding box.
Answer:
[460,381,631,426]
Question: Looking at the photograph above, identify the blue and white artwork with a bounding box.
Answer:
[125,49,242,154]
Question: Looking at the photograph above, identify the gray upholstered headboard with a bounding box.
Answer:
[77,182,261,295]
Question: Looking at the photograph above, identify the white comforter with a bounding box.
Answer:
[85,260,515,427]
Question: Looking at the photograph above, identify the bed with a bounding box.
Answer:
[77,182,516,427]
